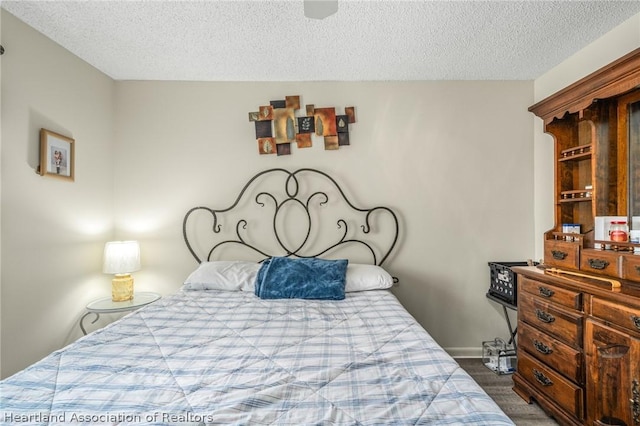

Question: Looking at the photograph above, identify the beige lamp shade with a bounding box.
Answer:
[103,241,141,301]
[103,241,141,274]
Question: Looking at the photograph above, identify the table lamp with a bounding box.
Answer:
[103,241,141,301]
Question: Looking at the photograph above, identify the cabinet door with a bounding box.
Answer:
[617,90,640,224]
[585,319,640,426]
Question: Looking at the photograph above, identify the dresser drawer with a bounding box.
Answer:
[519,277,582,311]
[518,322,583,383]
[519,292,584,348]
[518,351,584,420]
[591,297,640,336]
[622,253,640,282]
[580,249,621,277]
[544,240,580,270]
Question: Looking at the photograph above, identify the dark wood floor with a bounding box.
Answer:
[456,358,559,426]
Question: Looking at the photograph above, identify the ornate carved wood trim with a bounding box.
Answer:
[529,48,640,125]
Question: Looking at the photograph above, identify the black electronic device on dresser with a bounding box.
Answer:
[513,49,640,426]
[486,261,534,353]
[488,261,534,306]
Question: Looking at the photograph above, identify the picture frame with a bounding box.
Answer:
[39,129,74,181]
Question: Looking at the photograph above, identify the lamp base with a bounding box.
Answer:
[112,274,134,301]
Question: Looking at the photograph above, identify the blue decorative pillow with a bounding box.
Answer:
[254,257,348,300]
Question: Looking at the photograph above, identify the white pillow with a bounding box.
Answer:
[345,264,393,292]
[183,261,260,291]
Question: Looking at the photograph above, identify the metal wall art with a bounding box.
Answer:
[248,95,356,156]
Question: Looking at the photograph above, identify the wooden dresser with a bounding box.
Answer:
[515,48,640,426]
[513,266,640,426]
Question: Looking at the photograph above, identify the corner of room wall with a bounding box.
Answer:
[534,12,640,102]
[0,9,116,378]
[532,12,640,261]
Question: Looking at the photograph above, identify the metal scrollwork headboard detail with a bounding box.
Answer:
[183,168,399,267]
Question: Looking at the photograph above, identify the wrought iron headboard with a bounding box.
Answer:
[183,168,399,267]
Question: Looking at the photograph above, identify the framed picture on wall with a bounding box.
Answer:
[39,128,75,181]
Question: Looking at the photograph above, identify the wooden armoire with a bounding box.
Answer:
[513,48,640,426]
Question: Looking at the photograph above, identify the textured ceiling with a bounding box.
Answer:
[2,0,640,81]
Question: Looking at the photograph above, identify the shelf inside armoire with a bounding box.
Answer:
[559,143,592,162]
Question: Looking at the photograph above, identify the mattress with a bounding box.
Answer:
[1,289,513,425]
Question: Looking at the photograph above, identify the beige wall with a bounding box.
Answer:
[1,11,115,377]
[532,13,640,259]
[114,81,534,359]
[1,10,534,377]
[24,5,640,377]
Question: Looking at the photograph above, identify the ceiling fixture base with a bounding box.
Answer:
[304,0,338,20]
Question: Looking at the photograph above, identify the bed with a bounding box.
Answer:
[1,168,513,425]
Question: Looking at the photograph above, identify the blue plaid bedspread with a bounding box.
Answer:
[1,290,513,425]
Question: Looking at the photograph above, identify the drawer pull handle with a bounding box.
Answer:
[635,266,640,275]
[533,339,553,355]
[533,369,553,386]
[632,315,640,331]
[536,309,556,324]
[551,250,567,260]
[587,258,609,270]
[535,309,555,324]
[538,286,555,298]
